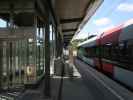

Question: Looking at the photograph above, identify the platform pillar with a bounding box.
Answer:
[44,20,51,97]
[0,42,3,91]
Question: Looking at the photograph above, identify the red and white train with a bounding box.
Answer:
[77,19,133,89]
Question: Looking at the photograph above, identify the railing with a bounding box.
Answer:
[0,95,15,100]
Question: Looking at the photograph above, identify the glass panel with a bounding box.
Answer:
[0,17,47,89]
[49,25,56,75]
[36,26,45,78]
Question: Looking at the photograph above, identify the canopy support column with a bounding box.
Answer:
[0,42,2,91]
[44,20,51,98]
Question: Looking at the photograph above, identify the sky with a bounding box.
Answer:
[0,19,6,27]
[74,0,133,39]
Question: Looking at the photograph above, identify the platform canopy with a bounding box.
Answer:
[0,0,103,42]
[53,0,103,46]
[0,0,35,40]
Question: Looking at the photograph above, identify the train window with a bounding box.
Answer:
[85,47,94,57]
[119,42,127,55]
[117,42,127,63]
[101,46,105,58]
[109,44,119,61]
[93,47,98,57]
[126,40,133,64]
[107,41,133,65]
[99,40,133,70]
[94,46,99,57]
[94,47,99,57]
[100,43,112,59]
[84,48,89,57]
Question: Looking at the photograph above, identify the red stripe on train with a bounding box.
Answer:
[102,62,114,74]
[94,58,114,74]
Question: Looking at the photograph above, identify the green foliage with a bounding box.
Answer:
[70,35,96,50]
[70,38,88,50]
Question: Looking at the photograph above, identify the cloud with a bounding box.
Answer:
[98,25,115,33]
[117,3,133,12]
[93,18,111,26]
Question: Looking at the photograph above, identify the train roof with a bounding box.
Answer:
[119,19,133,42]
[78,36,97,47]
[78,19,133,48]
[98,25,122,45]
[98,19,133,45]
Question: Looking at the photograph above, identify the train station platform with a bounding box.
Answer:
[17,60,91,100]
[17,58,133,100]
[1,58,133,100]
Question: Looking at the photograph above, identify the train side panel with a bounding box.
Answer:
[102,62,114,75]
[114,66,133,88]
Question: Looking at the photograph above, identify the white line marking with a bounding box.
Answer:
[77,60,125,100]
[89,69,124,100]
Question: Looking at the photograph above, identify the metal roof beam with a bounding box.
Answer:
[64,37,71,39]
[62,29,77,32]
[60,17,83,24]
[64,38,71,41]
[64,41,70,43]
[64,34,74,37]
[0,1,34,13]
[63,32,74,35]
